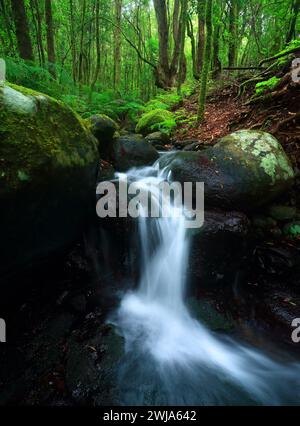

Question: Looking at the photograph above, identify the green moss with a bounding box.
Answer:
[284,222,300,238]
[135,108,176,136]
[255,77,280,96]
[0,83,98,193]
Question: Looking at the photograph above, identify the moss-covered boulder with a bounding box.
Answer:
[135,109,176,136]
[88,114,118,160]
[112,134,159,172]
[0,83,99,275]
[158,130,295,211]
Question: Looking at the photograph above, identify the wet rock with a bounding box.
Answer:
[112,134,159,172]
[89,114,118,141]
[252,215,277,229]
[0,83,99,276]
[268,205,297,221]
[263,291,300,333]
[97,160,115,183]
[65,325,124,405]
[183,142,199,151]
[153,144,170,151]
[69,295,87,314]
[254,244,299,275]
[145,131,170,146]
[88,114,118,160]
[159,130,295,211]
[188,210,250,286]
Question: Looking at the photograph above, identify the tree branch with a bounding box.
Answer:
[99,15,156,69]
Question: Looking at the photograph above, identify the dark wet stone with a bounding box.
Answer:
[159,131,294,211]
[112,134,159,172]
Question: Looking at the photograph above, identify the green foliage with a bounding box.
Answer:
[135,109,176,136]
[5,58,145,122]
[255,77,280,96]
[143,91,182,113]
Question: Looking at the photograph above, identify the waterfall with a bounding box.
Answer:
[111,159,300,406]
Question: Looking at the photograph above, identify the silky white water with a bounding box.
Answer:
[112,162,300,406]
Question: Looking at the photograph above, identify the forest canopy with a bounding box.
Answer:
[0,0,299,121]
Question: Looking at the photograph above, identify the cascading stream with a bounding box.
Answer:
[111,158,300,406]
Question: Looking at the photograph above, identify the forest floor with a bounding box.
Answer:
[174,76,300,169]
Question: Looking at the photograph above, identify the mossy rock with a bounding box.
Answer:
[158,130,295,211]
[87,114,118,160]
[268,205,297,221]
[112,134,159,172]
[0,83,99,275]
[135,109,176,136]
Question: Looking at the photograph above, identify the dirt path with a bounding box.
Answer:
[174,85,248,144]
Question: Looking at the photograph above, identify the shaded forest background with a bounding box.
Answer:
[0,0,300,123]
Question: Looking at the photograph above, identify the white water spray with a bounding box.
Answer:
[113,161,300,406]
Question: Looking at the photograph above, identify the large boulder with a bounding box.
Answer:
[135,109,176,136]
[88,114,118,160]
[159,130,295,211]
[188,210,250,287]
[0,83,99,275]
[112,134,159,172]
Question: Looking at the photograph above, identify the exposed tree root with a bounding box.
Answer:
[273,112,300,133]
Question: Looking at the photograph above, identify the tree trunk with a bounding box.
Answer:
[90,0,100,100]
[45,0,56,77]
[228,0,238,67]
[30,0,45,66]
[177,0,188,94]
[69,0,77,83]
[198,0,213,122]
[196,0,206,78]
[212,23,221,78]
[170,0,182,77]
[113,0,122,91]
[153,0,172,88]
[286,0,300,43]
[187,14,198,79]
[10,0,34,61]
[78,0,86,88]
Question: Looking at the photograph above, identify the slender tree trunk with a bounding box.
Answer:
[228,0,238,67]
[90,0,100,100]
[78,0,86,89]
[170,0,182,76]
[10,0,34,61]
[69,0,77,83]
[286,0,300,43]
[177,0,188,94]
[196,0,206,78]
[198,0,213,122]
[187,15,198,79]
[30,0,45,66]
[113,0,122,91]
[45,0,56,77]
[212,23,221,78]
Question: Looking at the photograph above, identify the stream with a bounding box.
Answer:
[109,159,300,406]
